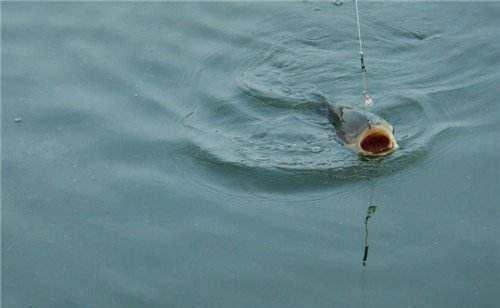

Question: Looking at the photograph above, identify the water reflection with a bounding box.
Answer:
[362,205,377,267]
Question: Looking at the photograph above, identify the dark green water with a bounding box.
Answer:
[2,2,500,307]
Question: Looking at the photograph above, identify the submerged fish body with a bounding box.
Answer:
[328,104,398,156]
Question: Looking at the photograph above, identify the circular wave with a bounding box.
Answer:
[177,4,481,196]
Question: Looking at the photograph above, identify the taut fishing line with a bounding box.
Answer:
[353,0,373,108]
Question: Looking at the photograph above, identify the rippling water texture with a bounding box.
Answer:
[3,2,500,307]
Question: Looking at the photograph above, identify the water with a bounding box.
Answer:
[2,2,499,307]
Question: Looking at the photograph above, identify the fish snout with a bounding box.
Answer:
[358,126,398,156]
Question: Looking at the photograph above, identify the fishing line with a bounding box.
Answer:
[353,0,373,108]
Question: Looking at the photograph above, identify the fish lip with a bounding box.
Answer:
[356,125,398,157]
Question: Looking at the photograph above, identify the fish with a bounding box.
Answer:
[313,94,398,156]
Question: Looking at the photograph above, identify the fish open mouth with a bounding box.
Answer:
[358,127,397,156]
[361,133,391,154]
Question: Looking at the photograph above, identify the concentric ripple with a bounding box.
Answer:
[178,2,496,195]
